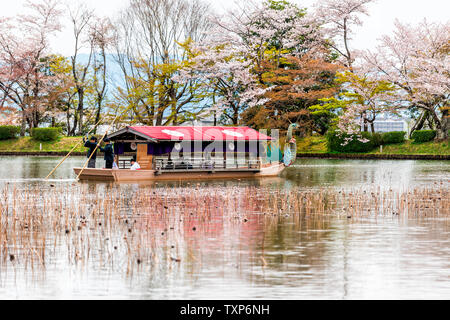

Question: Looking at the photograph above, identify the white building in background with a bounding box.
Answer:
[186,117,216,127]
[372,119,409,132]
[361,115,410,133]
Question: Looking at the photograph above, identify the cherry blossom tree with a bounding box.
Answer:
[314,0,376,70]
[311,70,397,136]
[175,0,325,125]
[0,103,20,126]
[0,0,62,135]
[177,44,268,125]
[215,0,322,74]
[243,53,341,134]
[363,19,450,139]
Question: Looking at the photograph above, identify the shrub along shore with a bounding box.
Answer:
[0,136,448,160]
[296,131,449,159]
[0,126,448,159]
[0,137,86,155]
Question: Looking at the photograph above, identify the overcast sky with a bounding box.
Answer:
[1,0,448,56]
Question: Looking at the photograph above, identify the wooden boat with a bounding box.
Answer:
[74,162,285,182]
[74,126,288,182]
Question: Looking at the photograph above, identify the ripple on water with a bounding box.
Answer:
[0,157,448,299]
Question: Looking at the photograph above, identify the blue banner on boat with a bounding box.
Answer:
[266,143,283,162]
[283,147,293,166]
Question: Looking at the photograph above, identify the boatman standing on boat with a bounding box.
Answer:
[83,136,98,168]
[101,138,115,169]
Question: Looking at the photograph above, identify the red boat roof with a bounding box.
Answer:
[125,126,272,141]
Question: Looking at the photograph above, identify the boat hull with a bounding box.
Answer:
[73,163,285,182]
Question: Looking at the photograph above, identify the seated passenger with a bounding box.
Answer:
[112,156,119,170]
[130,157,141,170]
[180,160,193,170]
[165,158,174,170]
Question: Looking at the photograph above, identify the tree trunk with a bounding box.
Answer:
[232,104,239,125]
[428,108,446,140]
[66,107,71,136]
[156,106,164,126]
[363,121,368,132]
[31,109,40,129]
[233,112,239,125]
[94,101,101,134]
[20,112,27,137]
[409,110,428,139]
[77,91,84,135]
[436,109,449,140]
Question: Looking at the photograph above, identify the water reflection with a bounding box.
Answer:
[0,156,448,190]
[0,156,448,299]
[284,159,449,189]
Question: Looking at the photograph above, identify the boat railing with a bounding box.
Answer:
[118,159,131,169]
[154,157,261,172]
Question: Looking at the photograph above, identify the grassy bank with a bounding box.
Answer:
[297,135,450,155]
[0,136,449,157]
[0,137,86,153]
[368,140,450,155]
[296,136,329,154]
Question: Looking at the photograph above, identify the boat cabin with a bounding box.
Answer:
[106,126,276,173]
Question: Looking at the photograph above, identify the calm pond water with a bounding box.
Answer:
[0,156,449,300]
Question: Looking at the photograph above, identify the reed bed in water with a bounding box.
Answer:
[0,182,448,274]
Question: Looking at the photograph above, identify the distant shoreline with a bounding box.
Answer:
[0,151,448,160]
[0,151,85,156]
[296,153,450,161]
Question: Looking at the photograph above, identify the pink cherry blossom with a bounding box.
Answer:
[0,0,63,131]
[363,19,449,138]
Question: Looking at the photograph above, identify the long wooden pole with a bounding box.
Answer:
[76,113,122,180]
[45,118,103,180]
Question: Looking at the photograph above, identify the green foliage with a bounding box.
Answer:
[0,136,86,153]
[296,135,328,153]
[371,132,384,147]
[0,126,20,140]
[31,127,62,141]
[113,39,208,126]
[326,131,377,153]
[381,131,406,145]
[265,0,305,15]
[369,139,449,155]
[411,130,437,143]
[310,97,347,117]
[310,71,397,128]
